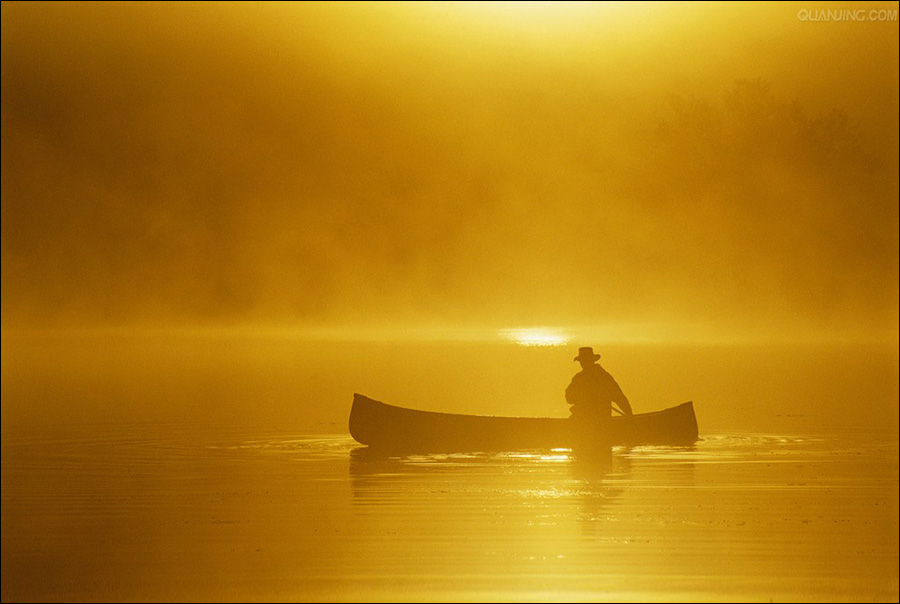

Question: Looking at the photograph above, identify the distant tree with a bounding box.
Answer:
[654,78,864,189]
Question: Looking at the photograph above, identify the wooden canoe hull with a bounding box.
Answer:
[349,394,699,452]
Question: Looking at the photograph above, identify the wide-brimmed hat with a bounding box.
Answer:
[574,346,601,362]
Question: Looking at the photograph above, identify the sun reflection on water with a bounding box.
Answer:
[501,327,570,347]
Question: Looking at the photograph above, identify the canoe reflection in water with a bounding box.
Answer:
[349,446,627,514]
[349,443,697,540]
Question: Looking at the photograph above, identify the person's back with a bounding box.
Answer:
[566,347,632,421]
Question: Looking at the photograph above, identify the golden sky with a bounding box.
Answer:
[2,1,897,340]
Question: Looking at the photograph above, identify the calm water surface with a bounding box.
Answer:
[3,427,897,602]
[2,335,898,601]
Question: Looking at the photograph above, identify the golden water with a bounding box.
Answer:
[2,334,897,601]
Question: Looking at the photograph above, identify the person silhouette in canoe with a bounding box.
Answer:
[566,347,633,421]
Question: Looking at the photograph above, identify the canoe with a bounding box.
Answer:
[349,393,699,452]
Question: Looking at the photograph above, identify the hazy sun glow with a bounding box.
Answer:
[455,0,637,19]
[429,0,651,34]
[502,327,570,347]
[463,0,595,15]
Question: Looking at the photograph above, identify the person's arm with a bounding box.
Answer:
[565,377,578,406]
[610,378,633,416]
